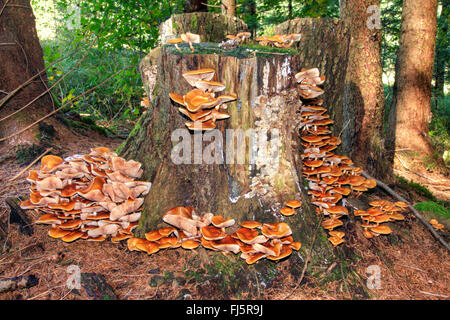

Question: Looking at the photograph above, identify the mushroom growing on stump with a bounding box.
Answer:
[20,148,151,243]
[169,68,237,131]
[181,32,201,52]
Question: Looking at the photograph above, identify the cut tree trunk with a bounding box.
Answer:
[119,32,351,269]
[386,0,438,162]
[159,12,247,44]
[340,0,387,179]
[274,18,351,138]
[0,0,61,146]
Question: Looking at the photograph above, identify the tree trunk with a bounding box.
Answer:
[222,0,237,17]
[184,0,208,13]
[386,0,438,162]
[0,0,56,146]
[274,18,351,137]
[159,12,248,44]
[119,22,352,269]
[340,0,387,179]
[434,0,447,97]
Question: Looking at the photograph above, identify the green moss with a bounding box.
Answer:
[190,14,198,31]
[396,176,444,204]
[414,201,450,219]
[165,42,299,59]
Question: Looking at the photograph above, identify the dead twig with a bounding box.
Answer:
[418,290,449,298]
[8,148,53,182]
[361,171,450,252]
[0,52,88,123]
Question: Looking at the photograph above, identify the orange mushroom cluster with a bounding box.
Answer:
[20,147,151,243]
[126,206,301,264]
[296,68,378,246]
[280,199,302,216]
[255,33,301,48]
[167,32,201,52]
[354,200,409,238]
[429,219,444,231]
[169,68,237,131]
[225,32,252,45]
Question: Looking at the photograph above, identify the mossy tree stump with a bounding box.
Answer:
[118,41,353,269]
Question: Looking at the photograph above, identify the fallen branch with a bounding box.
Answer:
[0,67,129,143]
[0,274,38,294]
[362,171,450,252]
[8,147,53,182]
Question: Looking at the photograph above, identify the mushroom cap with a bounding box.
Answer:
[61,230,84,243]
[261,222,292,239]
[181,32,200,43]
[324,205,349,216]
[389,213,405,221]
[280,207,296,216]
[183,89,216,112]
[241,221,262,229]
[201,225,227,241]
[177,107,212,121]
[211,235,240,254]
[185,119,216,131]
[236,227,267,244]
[40,155,64,172]
[194,80,226,92]
[182,68,215,87]
[429,219,439,225]
[285,200,302,209]
[245,252,266,264]
[157,236,179,249]
[329,231,345,238]
[321,218,343,230]
[252,241,282,257]
[111,233,132,243]
[290,241,302,251]
[167,37,183,44]
[36,213,62,224]
[48,227,71,238]
[210,215,235,228]
[169,92,185,106]
[181,239,200,250]
[363,229,374,239]
[266,244,292,261]
[328,236,345,246]
[370,225,392,235]
[394,201,408,208]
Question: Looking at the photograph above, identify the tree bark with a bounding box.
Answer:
[159,12,248,44]
[119,20,351,267]
[386,0,438,162]
[340,0,387,179]
[222,0,237,17]
[184,0,208,13]
[0,0,56,146]
[274,18,351,137]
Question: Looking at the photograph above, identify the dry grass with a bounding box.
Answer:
[0,132,449,300]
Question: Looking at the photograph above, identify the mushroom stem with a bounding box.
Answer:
[175,44,181,52]
[189,41,194,52]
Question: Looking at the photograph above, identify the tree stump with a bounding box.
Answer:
[274,18,351,139]
[118,38,350,267]
[159,12,248,44]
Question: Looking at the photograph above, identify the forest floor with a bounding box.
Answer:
[0,126,449,300]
